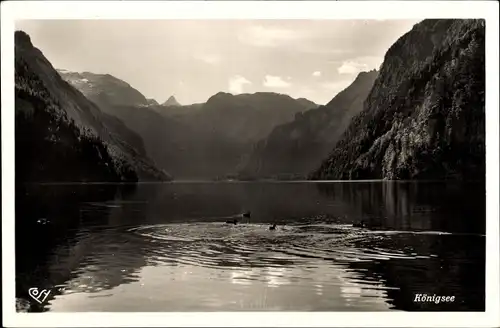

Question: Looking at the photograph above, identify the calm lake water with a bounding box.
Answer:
[15,181,485,312]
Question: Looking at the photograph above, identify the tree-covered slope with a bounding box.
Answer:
[15,31,170,182]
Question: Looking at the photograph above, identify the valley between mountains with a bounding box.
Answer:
[15,19,485,183]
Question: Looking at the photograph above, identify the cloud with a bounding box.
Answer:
[312,71,322,77]
[194,54,221,65]
[359,56,384,69]
[239,25,304,47]
[228,75,252,94]
[337,61,369,75]
[263,75,291,88]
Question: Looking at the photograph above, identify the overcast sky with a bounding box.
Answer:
[16,19,420,105]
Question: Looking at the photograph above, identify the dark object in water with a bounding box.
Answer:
[226,219,238,225]
[353,220,365,228]
[242,211,251,218]
[269,223,277,230]
[36,218,51,225]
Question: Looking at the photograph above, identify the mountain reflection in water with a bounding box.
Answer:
[15,181,485,312]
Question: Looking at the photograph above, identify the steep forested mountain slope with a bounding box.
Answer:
[241,70,378,179]
[15,31,169,182]
[311,19,485,180]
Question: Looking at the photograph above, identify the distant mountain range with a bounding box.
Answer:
[60,70,318,143]
[16,18,485,183]
[59,69,318,179]
[240,70,378,179]
[152,102,204,119]
[192,92,318,144]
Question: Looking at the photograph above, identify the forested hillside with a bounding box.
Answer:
[311,19,485,181]
[15,31,169,182]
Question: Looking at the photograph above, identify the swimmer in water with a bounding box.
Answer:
[269,223,277,230]
[353,220,366,228]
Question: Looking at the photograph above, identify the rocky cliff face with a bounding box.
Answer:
[58,70,150,108]
[311,19,485,181]
[15,31,170,182]
[240,70,378,179]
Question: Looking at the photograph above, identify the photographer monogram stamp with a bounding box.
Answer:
[28,288,51,304]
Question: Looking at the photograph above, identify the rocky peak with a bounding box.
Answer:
[15,30,32,47]
[162,95,181,107]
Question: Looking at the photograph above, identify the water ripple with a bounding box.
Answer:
[126,222,441,270]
